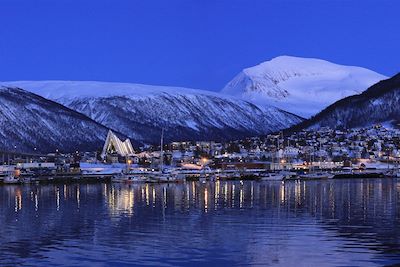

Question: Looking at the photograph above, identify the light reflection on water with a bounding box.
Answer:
[0,179,400,266]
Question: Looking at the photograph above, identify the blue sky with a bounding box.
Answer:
[0,0,399,90]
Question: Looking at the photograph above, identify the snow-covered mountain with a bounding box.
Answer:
[0,86,111,152]
[290,73,400,130]
[2,81,302,144]
[222,56,387,118]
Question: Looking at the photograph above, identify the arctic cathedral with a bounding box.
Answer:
[101,130,134,163]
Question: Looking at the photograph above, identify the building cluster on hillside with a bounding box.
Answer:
[100,125,400,171]
[3,125,400,173]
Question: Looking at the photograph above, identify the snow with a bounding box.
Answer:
[0,80,303,145]
[0,87,109,152]
[222,55,387,118]
[0,80,233,102]
[2,56,386,120]
[185,120,199,130]
[4,55,384,145]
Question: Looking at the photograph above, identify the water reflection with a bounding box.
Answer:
[0,179,400,266]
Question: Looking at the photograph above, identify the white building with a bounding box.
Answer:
[101,130,134,160]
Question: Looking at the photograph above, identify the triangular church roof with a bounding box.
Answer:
[101,130,134,158]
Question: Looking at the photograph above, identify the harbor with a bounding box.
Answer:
[1,178,400,266]
[0,161,397,185]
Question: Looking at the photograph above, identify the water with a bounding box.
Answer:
[1,179,400,266]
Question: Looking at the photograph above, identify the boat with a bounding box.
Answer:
[214,171,240,181]
[299,172,334,180]
[333,170,385,179]
[259,172,285,181]
[3,172,21,184]
[148,173,173,183]
[165,170,186,183]
[112,172,149,183]
[279,171,298,180]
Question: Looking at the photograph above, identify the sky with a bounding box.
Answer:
[0,0,399,91]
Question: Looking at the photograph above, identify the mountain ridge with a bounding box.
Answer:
[287,73,400,131]
[1,81,303,145]
[0,86,118,153]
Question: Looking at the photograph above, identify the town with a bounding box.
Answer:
[1,124,400,184]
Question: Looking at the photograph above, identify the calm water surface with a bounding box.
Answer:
[1,179,400,266]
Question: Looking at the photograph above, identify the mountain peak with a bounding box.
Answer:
[222,56,387,118]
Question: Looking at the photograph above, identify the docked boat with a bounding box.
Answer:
[148,173,173,183]
[3,173,21,184]
[112,171,149,183]
[215,171,241,181]
[280,171,298,180]
[299,172,334,180]
[259,172,285,181]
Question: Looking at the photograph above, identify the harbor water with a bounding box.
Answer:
[1,179,400,266]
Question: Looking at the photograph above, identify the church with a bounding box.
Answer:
[101,130,134,163]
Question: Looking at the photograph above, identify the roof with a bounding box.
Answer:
[101,130,134,158]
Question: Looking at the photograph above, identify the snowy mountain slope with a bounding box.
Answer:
[3,80,225,101]
[222,56,387,118]
[289,73,400,131]
[1,81,303,144]
[0,86,111,152]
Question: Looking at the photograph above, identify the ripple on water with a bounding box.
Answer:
[0,179,400,266]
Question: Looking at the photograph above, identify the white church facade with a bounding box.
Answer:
[101,130,134,162]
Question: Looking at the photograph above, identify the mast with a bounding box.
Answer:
[319,138,322,170]
[271,144,274,171]
[277,136,280,170]
[160,128,164,172]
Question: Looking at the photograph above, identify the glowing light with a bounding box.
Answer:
[146,184,150,206]
[240,187,244,208]
[152,187,156,207]
[163,187,167,209]
[232,184,235,207]
[280,183,285,203]
[204,187,208,212]
[35,193,38,212]
[77,186,80,208]
[15,189,22,212]
[56,188,60,211]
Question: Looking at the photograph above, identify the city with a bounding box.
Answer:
[2,124,400,184]
[1,0,400,266]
